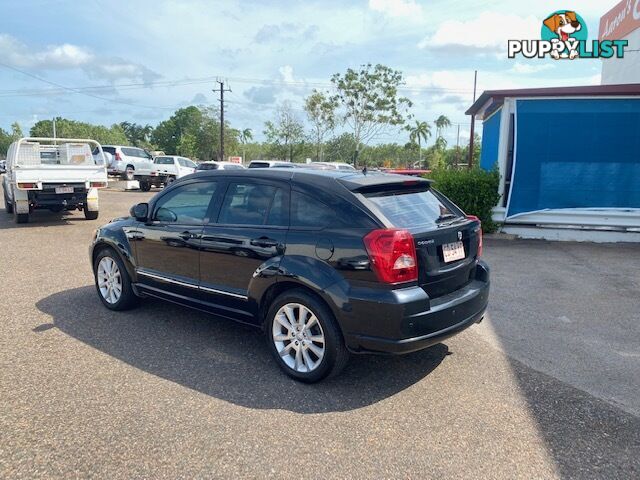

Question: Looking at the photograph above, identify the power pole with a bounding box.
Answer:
[456,124,460,167]
[213,79,231,161]
[468,70,478,169]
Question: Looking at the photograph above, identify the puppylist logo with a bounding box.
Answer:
[508,10,628,60]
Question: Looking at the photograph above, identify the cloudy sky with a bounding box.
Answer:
[0,0,617,146]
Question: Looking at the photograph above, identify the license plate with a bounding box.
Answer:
[55,186,74,194]
[442,241,465,263]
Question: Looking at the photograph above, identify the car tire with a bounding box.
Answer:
[139,180,151,192]
[4,193,13,214]
[84,208,99,220]
[13,201,29,223]
[93,248,138,311]
[265,289,349,382]
[166,176,176,185]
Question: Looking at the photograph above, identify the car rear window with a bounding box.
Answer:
[366,188,460,229]
[197,163,218,170]
[155,157,174,165]
[249,162,270,168]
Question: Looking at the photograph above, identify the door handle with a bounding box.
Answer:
[251,237,279,248]
[179,231,197,240]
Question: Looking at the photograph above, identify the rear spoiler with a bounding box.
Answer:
[338,173,432,194]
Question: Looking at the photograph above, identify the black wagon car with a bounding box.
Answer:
[90,169,489,382]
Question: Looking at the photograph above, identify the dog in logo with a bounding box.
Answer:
[543,11,582,59]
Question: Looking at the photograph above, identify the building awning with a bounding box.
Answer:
[466,83,640,118]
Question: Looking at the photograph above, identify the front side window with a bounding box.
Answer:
[153,181,218,224]
[218,183,284,226]
[182,158,197,168]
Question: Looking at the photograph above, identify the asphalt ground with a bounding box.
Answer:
[1,185,639,479]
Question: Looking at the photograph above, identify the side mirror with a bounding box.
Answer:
[130,203,148,221]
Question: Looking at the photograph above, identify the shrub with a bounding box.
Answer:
[427,168,501,233]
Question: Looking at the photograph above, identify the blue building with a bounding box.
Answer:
[466,84,640,241]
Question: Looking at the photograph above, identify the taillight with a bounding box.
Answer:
[466,215,483,257]
[17,182,38,189]
[90,181,107,188]
[363,229,418,284]
[115,152,122,161]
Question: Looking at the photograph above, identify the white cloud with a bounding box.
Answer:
[419,12,539,51]
[511,62,554,74]
[0,34,93,68]
[0,34,158,83]
[369,0,422,19]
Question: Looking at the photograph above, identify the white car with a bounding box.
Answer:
[248,160,296,168]
[196,161,246,171]
[134,155,197,191]
[3,137,108,223]
[98,145,154,180]
[309,162,356,171]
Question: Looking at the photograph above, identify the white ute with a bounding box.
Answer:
[134,155,197,191]
[2,137,108,224]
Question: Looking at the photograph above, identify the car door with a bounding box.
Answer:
[134,179,221,299]
[199,179,289,318]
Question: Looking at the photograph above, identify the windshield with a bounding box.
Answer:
[366,188,460,229]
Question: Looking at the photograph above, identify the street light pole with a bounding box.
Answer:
[468,70,477,169]
[213,79,231,161]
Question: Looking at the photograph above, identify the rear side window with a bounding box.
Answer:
[366,188,459,229]
[291,191,336,228]
[218,183,285,226]
[122,147,151,159]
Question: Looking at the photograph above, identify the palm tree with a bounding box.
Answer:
[239,128,253,163]
[406,120,431,165]
[434,115,451,139]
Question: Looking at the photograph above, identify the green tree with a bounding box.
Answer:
[406,120,431,166]
[30,118,128,144]
[324,133,357,163]
[119,122,153,147]
[434,115,451,139]
[10,122,23,139]
[239,128,253,163]
[331,63,412,166]
[304,90,337,161]
[263,102,306,162]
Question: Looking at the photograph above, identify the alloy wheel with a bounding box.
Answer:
[97,256,123,304]
[272,303,325,373]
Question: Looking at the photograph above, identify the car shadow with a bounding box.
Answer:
[36,286,448,413]
[0,208,89,229]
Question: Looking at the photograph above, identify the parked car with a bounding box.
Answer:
[90,169,489,382]
[3,137,108,223]
[98,145,154,180]
[0,159,6,174]
[196,161,246,171]
[248,160,296,168]
[310,162,356,171]
[135,155,197,191]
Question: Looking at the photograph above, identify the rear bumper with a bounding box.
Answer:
[343,260,490,354]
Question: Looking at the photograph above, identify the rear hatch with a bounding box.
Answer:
[358,180,481,299]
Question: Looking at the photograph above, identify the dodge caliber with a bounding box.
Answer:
[90,169,490,382]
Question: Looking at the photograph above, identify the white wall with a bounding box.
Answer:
[602,28,640,84]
